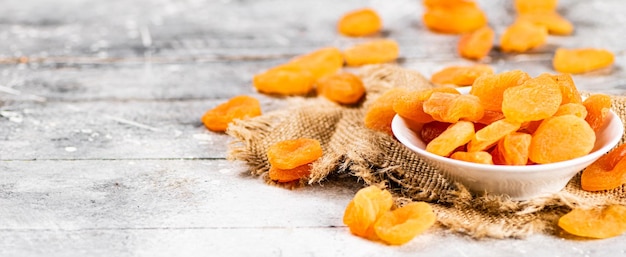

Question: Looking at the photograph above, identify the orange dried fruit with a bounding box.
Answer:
[253,64,316,95]
[450,151,494,164]
[317,72,366,104]
[516,12,574,35]
[495,132,532,165]
[393,87,460,124]
[583,94,612,132]
[581,143,626,191]
[201,95,262,132]
[500,21,548,52]
[475,110,505,125]
[558,205,626,239]
[343,39,399,66]
[501,76,562,123]
[267,138,323,169]
[343,186,394,238]
[529,115,595,164]
[289,47,344,79]
[373,202,436,245]
[423,4,487,34]
[337,8,382,37]
[423,0,477,9]
[430,64,494,86]
[420,121,452,144]
[553,48,615,74]
[470,69,531,111]
[426,121,475,157]
[537,73,582,105]
[514,0,558,14]
[553,103,588,118]
[467,119,521,152]
[268,164,312,182]
[364,88,408,135]
[423,92,484,123]
[458,26,495,60]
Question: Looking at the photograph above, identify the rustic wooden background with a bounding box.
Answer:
[1,0,626,256]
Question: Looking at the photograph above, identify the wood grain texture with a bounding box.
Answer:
[2,0,626,256]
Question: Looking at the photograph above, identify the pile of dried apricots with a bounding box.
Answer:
[200,0,626,244]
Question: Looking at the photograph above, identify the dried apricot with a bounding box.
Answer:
[467,119,521,152]
[495,132,532,165]
[430,64,494,86]
[268,164,311,182]
[450,151,493,164]
[423,92,484,123]
[553,103,588,119]
[393,87,460,124]
[201,95,262,132]
[516,12,574,35]
[558,205,626,239]
[253,64,316,95]
[514,0,557,14]
[343,186,394,238]
[501,76,562,123]
[475,110,505,125]
[457,26,495,60]
[553,48,615,74]
[426,121,475,157]
[317,72,366,104]
[583,94,612,132]
[537,73,582,105]
[343,39,399,66]
[364,88,408,135]
[267,138,323,169]
[337,8,382,37]
[500,21,548,52]
[423,0,477,9]
[528,115,595,164]
[289,47,344,79]
[374,202,436,245]
[420,121,452,144]
[581,144,626,191]
[423,4,487,34]
[470,69,530,111]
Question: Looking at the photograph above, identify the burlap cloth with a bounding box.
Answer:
[227,64,626,239]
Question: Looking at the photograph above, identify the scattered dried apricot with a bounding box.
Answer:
[343,39,400,66]
[558,205,626,239]
[581,144,626,191]
[268,164,312,182]
[516,12,574,35]
[317,72,366,104]
[430,64,494,86]
[457,26,495,60]
[528,115,595,164]
[374,202,437,245]
[450,151,493,164]
[467,119,521,152]
[423,93,484,123]
[426,121,475,157]
[500,21,548,52]
[289,47,344,79]
[337,8,382,37]
[553,48,615,74]
[501,75,562,123]
[267,138,323,169]
[393,87,460,124]
[583,94,612,132]
[514,0,558,14]
[201,95,262,132]
[253,64,316,95]
[343,186,394,238]
[470,69,530,111]
[423,3,487,34]
[365,88,408,135]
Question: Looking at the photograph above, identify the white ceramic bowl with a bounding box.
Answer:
[392,102,624,201]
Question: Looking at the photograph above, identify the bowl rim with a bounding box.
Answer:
[391,89,624,174]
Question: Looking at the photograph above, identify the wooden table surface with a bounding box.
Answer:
[1,0,626,256]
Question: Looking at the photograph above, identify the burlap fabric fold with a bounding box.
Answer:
[227,64,626,239]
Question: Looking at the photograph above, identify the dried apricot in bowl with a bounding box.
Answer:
[583,94,613,132]
[553,48,615,74]
[457,26,495,60]
[501,75,562,123]
[317,72,366,105]
[558,205,626,239]
[201,95,262,132]
[343,39,400,66]
[581,143,626,191]
[343,186,393,239]
[337,8,382,37]
[529,115,596,164]
[373,202,436,245]
[470,69,530,111]
[267,138,323,170]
